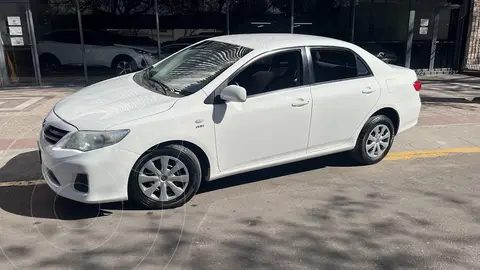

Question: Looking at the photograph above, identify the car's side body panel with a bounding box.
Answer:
[38,41,82,65]
[111,40,421,183]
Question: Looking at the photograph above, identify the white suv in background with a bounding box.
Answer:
[37,29,159,76]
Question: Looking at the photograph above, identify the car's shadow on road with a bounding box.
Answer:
[197,153,358,194]
[0,150,113,220]
[0,150,359,220]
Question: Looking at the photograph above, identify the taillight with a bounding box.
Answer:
[413,80,422,91]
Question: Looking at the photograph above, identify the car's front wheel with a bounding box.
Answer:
[351,115,395,165]
[112,55,137,76]
[128,145,202,209]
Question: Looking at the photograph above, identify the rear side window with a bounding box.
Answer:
[310,48,371,83]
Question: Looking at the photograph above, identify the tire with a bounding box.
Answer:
[128,145,202,210]
[39,54,61,76]
[111,55,137,76]
[351,115,395,165]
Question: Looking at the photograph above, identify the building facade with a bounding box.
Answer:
[0,0,475,88]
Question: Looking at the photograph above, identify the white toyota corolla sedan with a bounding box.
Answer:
[38,34,421,209]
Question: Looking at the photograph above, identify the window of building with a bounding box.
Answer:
[354,0,410,66]
[230,0,291,34]
[32,1,85,86]
[229,50,303,96]
[293,0,351,41]
[310,49,370,83]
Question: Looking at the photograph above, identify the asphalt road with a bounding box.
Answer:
[0,150,479,270]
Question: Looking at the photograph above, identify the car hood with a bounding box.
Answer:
[54,74,178,130]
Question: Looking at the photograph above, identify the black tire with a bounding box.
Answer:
[39,54,61,76]
[351,115,395,165]
[128,145,202,210]
[111,55,137,76]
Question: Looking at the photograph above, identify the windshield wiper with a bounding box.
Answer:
[142,68,183,97]
[142,69,169,95]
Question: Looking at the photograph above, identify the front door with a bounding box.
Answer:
[307,47,381,152]
[214,48,312,171]
[0,1,38,87]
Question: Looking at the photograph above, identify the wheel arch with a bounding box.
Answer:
[144,140,211,182]
[39,52,60,62]
[111,54,135,68]
[371,107,400,135]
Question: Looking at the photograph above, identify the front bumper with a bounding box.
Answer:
[39,112,140,204]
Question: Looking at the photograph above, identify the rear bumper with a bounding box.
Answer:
[397,94,421,134]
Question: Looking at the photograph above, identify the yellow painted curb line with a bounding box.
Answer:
[385,147,480,160]
[0,180,45,187]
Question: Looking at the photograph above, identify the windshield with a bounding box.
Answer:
[141,40,253,96]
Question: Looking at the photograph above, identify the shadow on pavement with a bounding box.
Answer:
[198,153,358,194]
[3,186,479,269]
[0,184,113,220]
[0,151,42,182]
[0,150,113,220]
[1,152,480,269]
[421,96,480,104]
[0,150,358,218]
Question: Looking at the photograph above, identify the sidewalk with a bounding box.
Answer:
[418,74,480,126]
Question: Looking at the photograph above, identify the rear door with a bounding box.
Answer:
[307,47,381,153]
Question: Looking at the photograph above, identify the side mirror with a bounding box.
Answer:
[220,85,247,103]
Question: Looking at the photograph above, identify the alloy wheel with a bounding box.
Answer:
[137,156,190,202]
[365,124,391,159]
[116,61,132,75]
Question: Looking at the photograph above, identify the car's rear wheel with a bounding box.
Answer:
[128,145,202,209]
[351,115,395,165]
[39,54,61,76]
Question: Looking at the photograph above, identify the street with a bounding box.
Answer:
[0,75,480,269]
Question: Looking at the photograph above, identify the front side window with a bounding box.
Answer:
[141,40,252,96]
[229,50,304,96]
[310,49,371,83]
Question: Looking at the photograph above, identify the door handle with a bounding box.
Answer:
[362,87,376,94]
[291,98,310,107]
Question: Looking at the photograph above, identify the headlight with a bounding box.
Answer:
[62,130,129,152]
[134,49,151,55]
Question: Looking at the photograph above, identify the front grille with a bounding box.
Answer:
[43,125,69,144]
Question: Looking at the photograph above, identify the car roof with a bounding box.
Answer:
[209,33,352,51]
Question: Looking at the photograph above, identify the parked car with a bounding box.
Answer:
[37,29,159,76]
[158,43,190,59]
[156,33,223,59]
[174,32,223,44]
[359,43,398,64]
[38,34,421,209]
